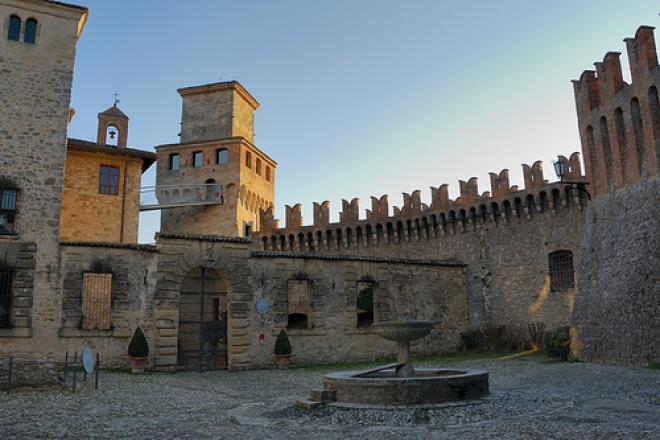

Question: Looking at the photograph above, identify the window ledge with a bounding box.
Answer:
[0,327,33,338]
[279,328,327,336]
[344,328,375,335]
[0,234,20,240]
[59,327,131,338]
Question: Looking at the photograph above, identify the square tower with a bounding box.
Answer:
[156,81,276,237]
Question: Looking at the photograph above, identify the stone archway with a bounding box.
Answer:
[177,267,229,370]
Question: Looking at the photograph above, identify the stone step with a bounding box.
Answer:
[295,398,323,410]
[310,388,336,403]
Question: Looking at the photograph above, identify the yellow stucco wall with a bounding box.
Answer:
[60,149,143,243]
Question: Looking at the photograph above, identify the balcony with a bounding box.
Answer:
[140,184,223,211]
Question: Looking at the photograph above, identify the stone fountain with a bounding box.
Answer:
[320,320,489,405]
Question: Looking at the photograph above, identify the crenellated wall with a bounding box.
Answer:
[256,153,587,329]
[573,26,660,196]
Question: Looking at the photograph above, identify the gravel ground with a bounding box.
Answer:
[1,354,659,439]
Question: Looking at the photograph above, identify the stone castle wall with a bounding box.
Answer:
[0,1,87,355]
[247,254,469,368]
[257,158,587,331]
[572,26,660,366]
[574,179,660,365]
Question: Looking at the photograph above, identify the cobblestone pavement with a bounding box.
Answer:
[1,354,659,439]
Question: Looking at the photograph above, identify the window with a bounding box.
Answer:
[0,188,17,235]
[287,278,311,329]
[216,149,227,165]
[7,15,20,41]
[24,18,37,44]
[0,269,13,328]
[256,159,262,175]
[244,222,252,238]
[170,154,180,170]
[99,165,119,195]
[245,151,252,169]
[265,166,271,182]
[193,151,203,168]
[548,250,574,292]
[356,277,376,328]
[82,273,112,330]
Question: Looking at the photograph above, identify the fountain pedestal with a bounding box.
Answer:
[372,320,434,378]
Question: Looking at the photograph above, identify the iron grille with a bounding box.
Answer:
[0,269,14,327]
[548,250,574,292]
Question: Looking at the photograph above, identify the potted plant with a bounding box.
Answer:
[274,329,292,370]
[128,326,149,373]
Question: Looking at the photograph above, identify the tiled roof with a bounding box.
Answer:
[156,233,253,244]
[60,241,158,252]
[36,0,88,12]
[251,251,468,266]
[67,138,157,172]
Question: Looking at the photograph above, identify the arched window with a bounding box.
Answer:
[265,166,271,182]
[548,250,574,292]
[245,151,252,169]
[256,158,262,176]
[24,18,37,44]
[8,15,20,41]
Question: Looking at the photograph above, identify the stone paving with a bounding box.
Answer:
[1,354,659,439]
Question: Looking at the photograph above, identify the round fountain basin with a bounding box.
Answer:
[371,320,435,342]
[323,368,489,405]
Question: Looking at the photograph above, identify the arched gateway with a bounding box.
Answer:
[177,267,229,370]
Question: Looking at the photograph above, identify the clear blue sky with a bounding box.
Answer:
[65,1,660,243]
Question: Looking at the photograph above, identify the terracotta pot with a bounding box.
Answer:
[275,354,291,370]
[128,356,148,373]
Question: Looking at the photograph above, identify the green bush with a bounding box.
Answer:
[460,327,484,351]
[544,326,571,360]
[274,329,292,355]
[357,285,373,310]
[128,326,149,357]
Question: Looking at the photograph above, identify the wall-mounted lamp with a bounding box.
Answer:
[553,156,591,201]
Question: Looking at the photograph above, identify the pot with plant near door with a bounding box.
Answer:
[274,329,292,370]
[128,326,149,373]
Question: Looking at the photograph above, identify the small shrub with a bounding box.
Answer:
[544,326,571,360]
[649,362,660,370]
[460,327,484,351]
[527,322,546,351]
[128,326,149,358]
[274,329,292,355]
[485,324,507,351]
[507,323,528,351]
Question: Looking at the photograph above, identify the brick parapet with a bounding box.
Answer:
[573,25,660,196]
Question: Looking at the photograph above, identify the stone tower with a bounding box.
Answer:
[0,0,87,343]
[156,81,276,237]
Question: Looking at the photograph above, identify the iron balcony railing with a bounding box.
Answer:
[140,184,223,211]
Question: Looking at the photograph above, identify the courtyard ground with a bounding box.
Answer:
[1,352,659,439]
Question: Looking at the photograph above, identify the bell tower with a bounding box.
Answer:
[97,100,129,147]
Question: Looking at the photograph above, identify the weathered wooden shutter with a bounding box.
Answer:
[82,273,112,329]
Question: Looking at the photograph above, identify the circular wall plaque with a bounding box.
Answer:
[82,347,95,374]
[256,298,269,314]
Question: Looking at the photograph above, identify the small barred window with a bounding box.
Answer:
[82,273,112,330]
[0,188,17,235]
[0,269,14,328]
[548,250,574,292]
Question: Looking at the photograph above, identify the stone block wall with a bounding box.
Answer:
[0,1,87,357]
[574,178,660,366]
[247,254,469,369]
[257,195,585,331]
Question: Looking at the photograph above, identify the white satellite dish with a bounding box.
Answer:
[82,347,95,374]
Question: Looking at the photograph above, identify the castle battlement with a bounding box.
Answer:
[256,153,586,252]
[573,26,660,197]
